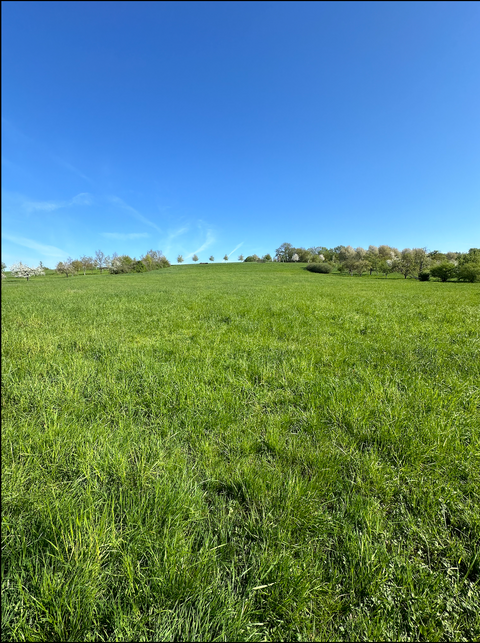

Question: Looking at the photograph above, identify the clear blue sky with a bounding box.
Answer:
[2,0,479,267]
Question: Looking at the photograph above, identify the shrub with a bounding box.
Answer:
[306,263,333,274]
[430,261,456,282]
[132,260,147,273]
[457,263,480,283]
[418,270,431,281]
[110,255,134,274]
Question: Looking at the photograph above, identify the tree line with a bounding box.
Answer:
[2,244,479,283]
[271,243,480,282]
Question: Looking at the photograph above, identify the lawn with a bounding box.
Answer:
[2,262,479,641]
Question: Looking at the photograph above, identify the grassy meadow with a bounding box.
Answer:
[2,262,479,641]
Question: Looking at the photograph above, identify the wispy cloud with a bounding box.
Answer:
[168,226,189,240]
[109,196,162,234]
[52,156,93,184]
[186,229,216,259]
[163,226,189,257]
[70,192,94,206]
[3,233,67,258]
[21,192,94,213]
[102,232,150,240]
[228,242,244,258]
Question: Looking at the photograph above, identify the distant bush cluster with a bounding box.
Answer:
[274,243,480,282]
[53,249,170,278]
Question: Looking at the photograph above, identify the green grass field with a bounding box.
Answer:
[2,263,479,641]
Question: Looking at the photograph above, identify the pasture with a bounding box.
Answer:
[2,262,479,641]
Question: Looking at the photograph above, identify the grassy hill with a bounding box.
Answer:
[2,263,479,641]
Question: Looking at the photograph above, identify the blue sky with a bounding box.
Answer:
[2,1,479,267]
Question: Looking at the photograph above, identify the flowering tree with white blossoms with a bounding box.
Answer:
[10,262,45,281]
[292,253,299,262]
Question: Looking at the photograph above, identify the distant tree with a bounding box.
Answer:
[94,250,108,273]
[262,254,272,262]
[430,261,457,282]
[71,259,82,274]
[223,254,229,262]
[378,245,394,260]
[275,242,294,262]
[141,253,155,271]
[457,249,480,283]
[412,248,429,275]
[131,260,147,273]
[365,246,379,274]
[56,257,76,278]
[141,249,169,269]
[238,254,244,261]
[209,255,214,262]
[109,254,134,274]
[457,263,480,283]
[1,262,6,280]
[244,254,260,262]
[177,255,184,264]
[292,253,299,262]
[396,249,417,279]
[80,255,94,275]
[192,254,199,262]
[429,250,447,261]
[354,259,371,276]
[355,247,367,259]
[9,262,44,281]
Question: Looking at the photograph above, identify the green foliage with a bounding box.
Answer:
[418,270,431,281]
[131,260,147,273]
[457,262,480,283]
[244,254,260,262]
[141,250,170,270]
[2,264,479,641]
[109,255,134,274]
[306,262,333,273]
[430,261,457,282]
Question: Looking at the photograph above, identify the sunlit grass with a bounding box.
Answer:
[2,263,479,641]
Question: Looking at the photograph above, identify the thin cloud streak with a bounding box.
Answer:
[52,156,93,184]
[168,226,189,240]
[21,192,94,213]
[186,229,216,259]
[3,233,67,258]
[109,196,162,234]
[228,242,244,258]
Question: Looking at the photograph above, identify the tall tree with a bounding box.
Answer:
[275,242,294,262]
[80,255,94,275]
[192,254,199,262]
[94,250,108,273]
[56,257,75,278]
